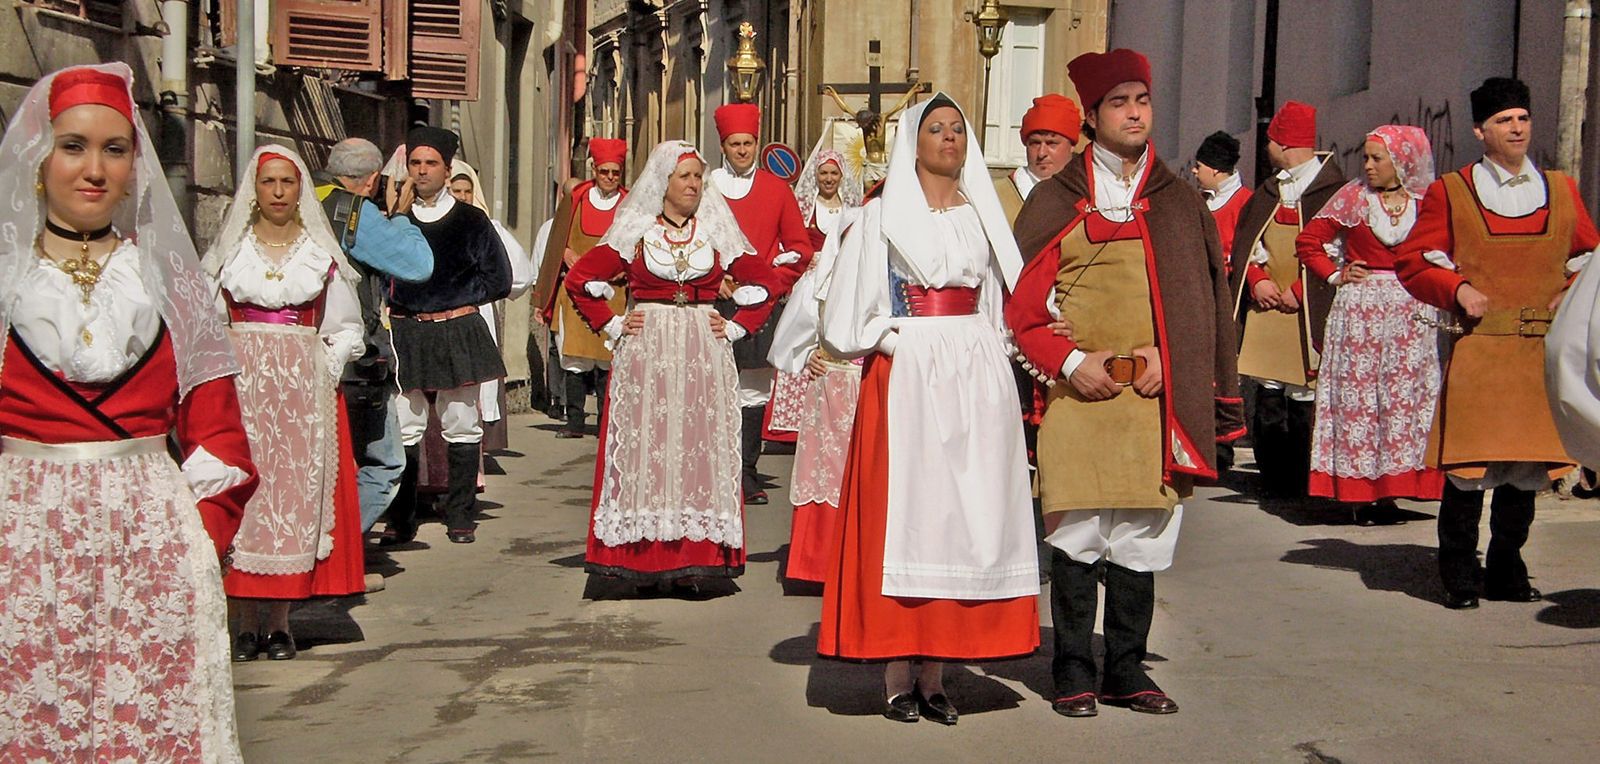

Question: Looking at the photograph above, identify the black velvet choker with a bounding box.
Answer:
[43,219,114,242]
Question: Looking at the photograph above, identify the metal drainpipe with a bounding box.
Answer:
[158,1,189,222]
[906,0,920,82]
[235,0,255,180]
[1253,0,1279,185]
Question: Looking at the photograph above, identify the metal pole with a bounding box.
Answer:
[158,0,190,221]
[978,59,992,147]
[1556,0,1592,173]
[235,0,256,181]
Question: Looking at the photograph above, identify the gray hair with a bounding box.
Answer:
[325,138,384,178]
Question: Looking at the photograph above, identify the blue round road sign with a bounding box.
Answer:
[762,143,801,183]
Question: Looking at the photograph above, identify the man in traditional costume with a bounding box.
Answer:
[995,94,1082,225]
[384,126,511,545]
[1195,130,1251,260]
[316,138,434,539]
[708,103,814,504]
[1397,77,1596,610]
[1009,49,1243,718]
[1227,101,1345,498]
[531,138,628,438]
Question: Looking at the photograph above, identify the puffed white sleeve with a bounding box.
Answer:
[493,219,536,298]
[819,201,896,358]
[319,275,365,377]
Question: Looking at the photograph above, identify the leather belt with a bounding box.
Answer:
[1471,307,1553,337]
[1104,354,1150,386]
[392,305,479,322]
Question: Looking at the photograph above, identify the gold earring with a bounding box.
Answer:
[34,181,44,197]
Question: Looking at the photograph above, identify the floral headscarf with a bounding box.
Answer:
[1314,124,1435,228]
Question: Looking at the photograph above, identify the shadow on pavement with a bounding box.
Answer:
[1536,589,1600,629]
[581,573,742,601]
[1280,538,1440,604]
[288,596,368,651]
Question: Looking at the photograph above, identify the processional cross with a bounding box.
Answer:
[818,39,931,169]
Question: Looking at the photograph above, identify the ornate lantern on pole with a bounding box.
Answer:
[973,0,1007,145]
[727,22,766,104]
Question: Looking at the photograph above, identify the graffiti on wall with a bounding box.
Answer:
[1327,98,1456,178]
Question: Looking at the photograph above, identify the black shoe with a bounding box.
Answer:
[1052,692,1098,718]
[264,631,296,660]
[745,490,769,505]
[1353,500,1406,527]
[1484,586,1542,603]
[1444,590,1480,610]
[555,429,585,439]
[377,524,417,548]
[916,690,958,725]
[1102,690,1179,714]
[231,632,261,663]
[884,692,920,723]
[447,528,477,544]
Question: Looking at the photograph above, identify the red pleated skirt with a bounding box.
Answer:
[818,355,1039,661]
[784,501,835,584]
[225,397,366,599]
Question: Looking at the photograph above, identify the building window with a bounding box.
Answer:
[982,7,1046,168]
[26,0,122,27]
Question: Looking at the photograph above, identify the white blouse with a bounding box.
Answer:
[11,240,161,383]
[216,232,365,375]
[812,201,844,237]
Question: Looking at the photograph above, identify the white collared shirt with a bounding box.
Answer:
[410,188,456,223]
[1012,166,1044,200]
[1089,141,1150,223]
[1275,156,1325,208]
[588,185,621,211]
[1471,155,1544,217]
[709,162,756,201]
[1204,172,1244,212]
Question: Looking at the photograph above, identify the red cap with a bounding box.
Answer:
[589,138,627,167]
[49,67,134,124]
[1066,49,1152,112]
[1267,101,1317,148]
[256,151,300,177]
[714,103,761,142]
[1019,94,1082,144]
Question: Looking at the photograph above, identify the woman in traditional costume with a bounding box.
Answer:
[566,140,779,589]
[768,147,864,584]
[0,63,256,761]
[204,146,366,661]
[817,95,1039,725]
[1295,125,1444,524]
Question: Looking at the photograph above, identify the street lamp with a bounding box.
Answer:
[973,0,1007,146]
[726,21,766,104]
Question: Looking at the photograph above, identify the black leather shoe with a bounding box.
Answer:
[1103,691,1179,714]
[884,692,920,723]
[447,528,476,544]
[1052,692,1098,718]
[1444,590,1481,610]
[264,631,296,660]
[377,524,416,548]
[555,429,585,439]
[745,490,769,505]
[916,690,958,725]
[231,632,261,663]
[1485,586,1542,603]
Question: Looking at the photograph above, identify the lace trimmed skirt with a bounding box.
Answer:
[0,437,241,762]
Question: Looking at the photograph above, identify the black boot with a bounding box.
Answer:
[380,445,421,546]
[1100,563,1172,711]
[740,405,767,503]
[560,370,588,437]
[1285,396,1315,498]
[444,442,480,543]
[1252,386,1290,496]
[1438,481,1485,606]
[1049,551,1100,716]
[1484,487,1539,601]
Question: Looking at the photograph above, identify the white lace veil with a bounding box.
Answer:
[599,140,753,266]
[882,93,1024,288]
[794,143,863,223]
[201,144,357,283]
[0,63,239,400]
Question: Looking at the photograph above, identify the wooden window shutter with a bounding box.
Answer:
[410,0,481,100]
[382,0,411,81]
[271,0,384,72]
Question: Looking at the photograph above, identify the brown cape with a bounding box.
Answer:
[1013,150,1245,475]
[1225,156,1346,350]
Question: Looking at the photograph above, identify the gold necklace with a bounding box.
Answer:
[42,220,114,309]
[1380,191,1409,225]
[252,228,301,280]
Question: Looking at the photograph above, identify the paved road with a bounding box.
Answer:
[236,414,1600,762]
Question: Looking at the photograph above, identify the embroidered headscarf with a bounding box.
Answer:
[203,144,357,283]
[598,140,753,266]
[1313,124,1435,229]
[794,144,863,224]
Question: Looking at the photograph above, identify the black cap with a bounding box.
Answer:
[1195,130,1240,173]
[918,94,962,128]
[1470,77,1531,123]
[406,126,459,166]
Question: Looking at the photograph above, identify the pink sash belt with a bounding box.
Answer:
[902,285,980,317]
